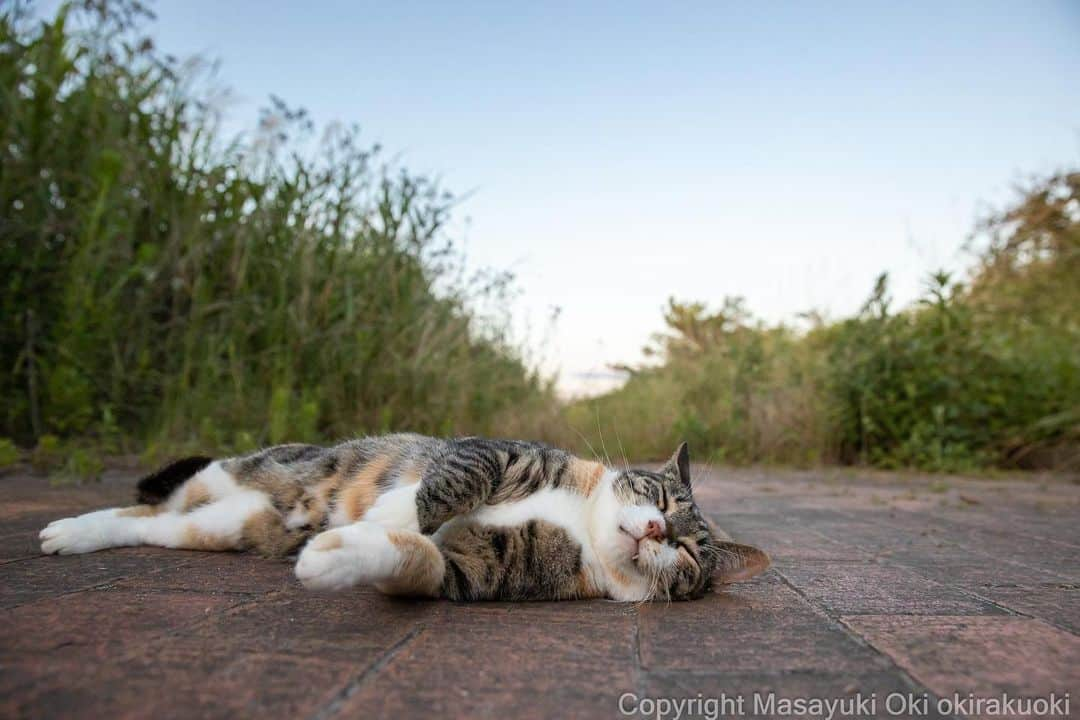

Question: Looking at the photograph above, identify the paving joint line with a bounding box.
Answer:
[772,562,946,705]
[307,624,424,720]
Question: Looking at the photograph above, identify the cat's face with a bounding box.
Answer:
[602,443,769,601]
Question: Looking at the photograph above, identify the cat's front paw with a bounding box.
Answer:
[295,522,400,591]
[362,483,420,532]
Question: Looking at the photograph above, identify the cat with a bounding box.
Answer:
[39,435,769,601]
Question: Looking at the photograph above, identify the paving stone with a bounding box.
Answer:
[0,550,192,609]
[845,615,1080,719]
[638,575,891,674]
[1,640,359,720]
[107,550,297,595]
[980,585,1080,634]
[886,552,1067,591]
[332,602,637,719]
[935,530,1080,583]
[0,532,41,563]
[828,509,1080,583]
[802,510,966,559]
[802,508,1071,591]
[717,513,873,562]
[938,506,1080,548]
[776,560,1005,615]
[182,586,437,662]
[0,587,238,658]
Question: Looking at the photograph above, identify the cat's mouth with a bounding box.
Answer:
[618,526,652,564]
[617,525,638,561]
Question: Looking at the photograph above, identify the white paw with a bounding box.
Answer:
[362,483,420,532]
[295,522,400,591]
[39,512,120,555]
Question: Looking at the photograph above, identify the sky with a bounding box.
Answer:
[143,1,1078,395]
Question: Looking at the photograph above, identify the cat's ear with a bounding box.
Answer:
[712,542,771,584]
[661,441,691,488]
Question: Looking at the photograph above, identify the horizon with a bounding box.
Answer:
[85,1,1080,394]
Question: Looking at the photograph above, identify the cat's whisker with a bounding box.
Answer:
[638,567,664,607]
[594,406,614,467]
[611,418,631,473]
[568,423,604,466]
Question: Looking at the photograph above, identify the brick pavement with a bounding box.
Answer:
[1,466,1077,719]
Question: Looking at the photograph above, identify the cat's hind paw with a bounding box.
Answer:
[39,512,120,555]
[295,522,400,591]
[362,483,420,532]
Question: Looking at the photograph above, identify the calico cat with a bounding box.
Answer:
[39,435,769,601]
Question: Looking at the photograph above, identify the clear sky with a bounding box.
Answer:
[146,0,1079,395]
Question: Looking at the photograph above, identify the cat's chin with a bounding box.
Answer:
[616,539,678,594]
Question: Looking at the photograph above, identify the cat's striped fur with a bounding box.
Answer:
[40,435,769,601]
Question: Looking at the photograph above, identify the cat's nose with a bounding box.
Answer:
[644,519,665,541]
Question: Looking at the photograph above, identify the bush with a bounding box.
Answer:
[0,438,18,468]
[568,298,834,466]
[826,273,1048,470]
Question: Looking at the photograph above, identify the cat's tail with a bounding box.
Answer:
[135,456,215,505]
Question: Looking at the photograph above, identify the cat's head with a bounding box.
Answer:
[598,443,769,600]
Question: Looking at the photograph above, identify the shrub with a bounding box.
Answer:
[570,174,1080,472]
[0,438,18,468]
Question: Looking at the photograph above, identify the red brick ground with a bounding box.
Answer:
[2,466,1078,719]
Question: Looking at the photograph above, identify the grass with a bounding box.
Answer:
[1,2,561,466]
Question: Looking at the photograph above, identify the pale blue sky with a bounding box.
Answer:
[147,1,1079,394]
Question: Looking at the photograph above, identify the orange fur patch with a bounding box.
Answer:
[567,458,605,496]
[339,455,391,521]
[181,525,235,551]
[603,560,634,589]
[384,530,444,596]
[574,567,606,599]
[117,504,160,518]
[241,508,299,557]
[181,481,212,512]
[397,461,423,485]
[311,531,343,551]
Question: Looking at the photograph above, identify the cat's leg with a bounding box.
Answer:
[40,482,275,555]
[41,458,232,554]
[295,521,444,596]
[39,505,162,555]
[363,438,509,535]
[296,519,602,600]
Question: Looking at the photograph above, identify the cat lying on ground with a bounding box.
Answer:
[39,435,769,601]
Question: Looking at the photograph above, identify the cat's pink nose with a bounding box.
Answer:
[644,519,665,541]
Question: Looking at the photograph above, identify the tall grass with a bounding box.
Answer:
[570,174,1080,472]
[1,3,558,458]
